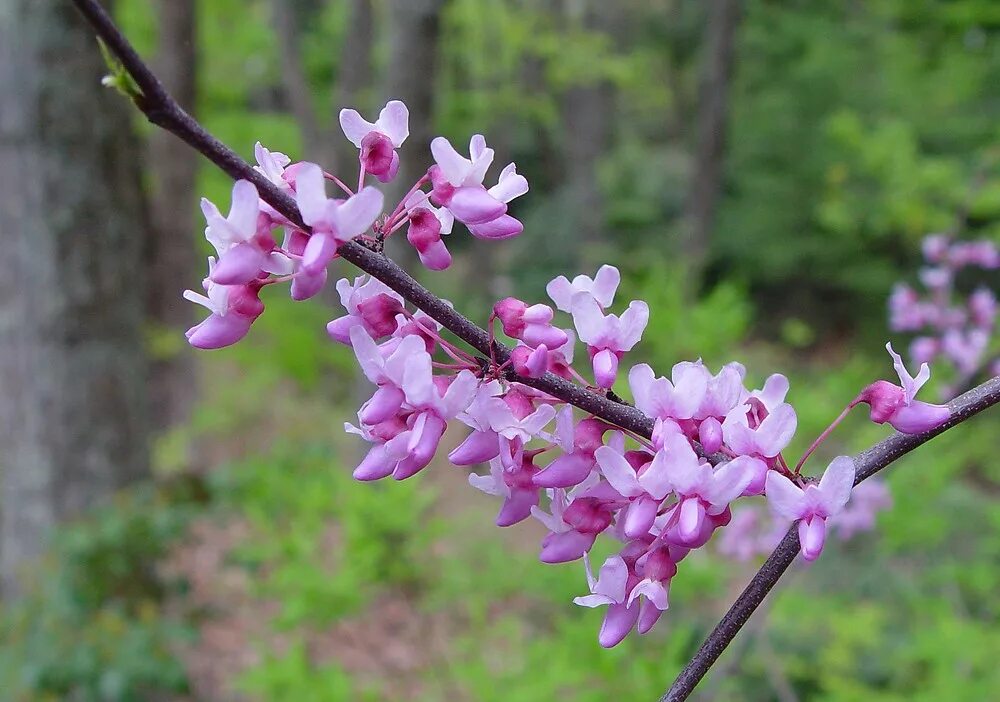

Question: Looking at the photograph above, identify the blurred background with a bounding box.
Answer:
[1,0,999,700]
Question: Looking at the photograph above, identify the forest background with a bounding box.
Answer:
[1,1,999,700]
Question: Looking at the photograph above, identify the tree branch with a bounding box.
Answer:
[68,0,656,440]
[661,374,1000,702]
[68,3,1000,700]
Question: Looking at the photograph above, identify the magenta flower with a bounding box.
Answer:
[655,433,757,544]
[764,456,855,561]
[571,293,649,388]
[629,362,708,422]
[183,258,264,349]
[722,397,797,459]
[326,276,405,345]
[294,163,383,273]
[429,135,508,225]
[857,343,950,434]
[200,180,278,285]
[339,100,409,182]
[494,297,568,349]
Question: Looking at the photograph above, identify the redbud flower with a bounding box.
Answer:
[327,276,405,344]
[722,397,797,459]
[339,100,409,182]
[629,362,708,422]
[469,445,544,527]
[295,163,383,273]
[494,297,569,349]
[765,456,855,561]
[466,163,528,240]
[857,343,950,434]
[655,434,757,544]
[183,258,264,349]
[571,293,649,388]
[405,192,454,270]
[429,135,509,226]
[200,180,278,285]
[547,265,620,312]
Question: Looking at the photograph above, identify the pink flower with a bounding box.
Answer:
[200,180,279,285]
[547,265,620,312]
[532,418,617,488]
[327,276,405,344]
[571,293,649,388]
[294,163,383,273]
[494,297,568,349]
[429,135,508,226]
[469,446,544,527]
[628,362,708,422]
[595,444,673,538]
[339,100,409,182]
[183,258,265,349]
[764,456,855,561]
[857,343,950,434]
[654,433,758,544]
[467,163,528,240]
[722,398,797,460]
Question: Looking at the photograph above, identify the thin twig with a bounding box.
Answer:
[660,375,1000,702]
[66,3,1000,700]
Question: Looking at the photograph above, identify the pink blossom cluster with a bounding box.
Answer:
[182,100,954,647]
[889,234,999,396]
[184,100,527,349]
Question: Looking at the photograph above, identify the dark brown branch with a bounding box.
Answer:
[661,374,1000,702]
[68,0,656,441]
[67,3,1000,700]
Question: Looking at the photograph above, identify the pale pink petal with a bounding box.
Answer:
[334,186,384,240]
[430,136,470,186]
[705,456,756,507]
[594,446,641,497]
[754,403,797,457]
[339,108,376,147]
[294,163,328,226]
[817,455,855,515]
[229,180,260,236]
[592,265,620,308]
[375,100,409,146]
[637,448,673,500]
[570,293,607,345]
[617,301,649,350]
[764,471,806,520]
[546,275,576,312]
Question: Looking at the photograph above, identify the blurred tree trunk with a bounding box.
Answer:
[271,0,337,168]
[383,0,445,267]
[682,0,742,283]
[0,0,149,595]
[147,0,199,432]
[335,0,374,115]
[559,0,620,263]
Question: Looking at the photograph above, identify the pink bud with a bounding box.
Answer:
[857,380,905,424]
[186,312,254,350]
[448,429,501,465]
[291,268,327,301]
[698,417,723,454]
[360,132,398,181]
[592,348,619,388]
[511,344,549,378]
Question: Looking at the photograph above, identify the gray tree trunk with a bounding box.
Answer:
[0,0,149,596]
[147,0,199,432]
[383,0,445,266]
[681,0,742,283]
[559,0,622,263]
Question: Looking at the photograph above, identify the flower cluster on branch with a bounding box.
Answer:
[180,100,953,647]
